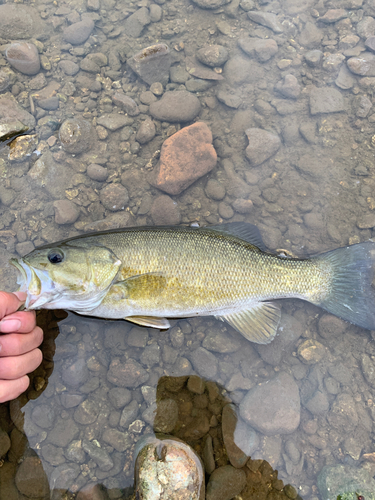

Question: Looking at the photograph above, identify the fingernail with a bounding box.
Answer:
[13,291,27,302]
[0,319,22,333]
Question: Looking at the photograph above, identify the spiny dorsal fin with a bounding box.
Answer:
[216,302,281,344]
[207,222,266,252]
[126,316,170,329]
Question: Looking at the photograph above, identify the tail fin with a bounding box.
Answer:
[313,241,375,330]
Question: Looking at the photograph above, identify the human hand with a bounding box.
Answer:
[0,291,43,403]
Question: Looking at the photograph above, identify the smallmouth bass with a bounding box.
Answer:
[10,223,375,344]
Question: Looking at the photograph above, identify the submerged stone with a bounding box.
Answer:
[6,42,40,75]
[127,43,171,85]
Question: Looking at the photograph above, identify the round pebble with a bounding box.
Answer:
[59,117,93,154]
[87,163,108,182]
[205,179,226,200]
[151,195,181,225]
[196,45,229,67]
[63,18,95,45]
[6,42,40,75]
[100,184,129,212]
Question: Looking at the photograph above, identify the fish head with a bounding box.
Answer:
[10,240,122,312]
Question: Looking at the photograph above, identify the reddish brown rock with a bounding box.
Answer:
[149,122,217,195]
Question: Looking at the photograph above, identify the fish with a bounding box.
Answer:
[9,222,375,344]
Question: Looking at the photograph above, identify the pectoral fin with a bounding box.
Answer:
[126,316,171,329]
[216,302,281,344]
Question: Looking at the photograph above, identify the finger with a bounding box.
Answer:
[0,327,43,357]
[0,291,26,321]
[0,349,42,380]
[0,375,30,403]
[0,310,37,334]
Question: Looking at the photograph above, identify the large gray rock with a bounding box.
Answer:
[0,4,46,39]
[309,86,345,114]
[149,91,201,122]
[0,93,35,130]
[239,372,300,435]
[245,128,281,166]
[107,358,149,387]
[127,44,171,85]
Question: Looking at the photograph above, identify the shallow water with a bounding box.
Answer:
[1,0,375,498]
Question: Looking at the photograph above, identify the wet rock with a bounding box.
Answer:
[47,417,79,447]
[256,314,303,366]
[65,441,85,463]
[100,183,129,212]
[187,375,205,394]
[150,4,162,22]
[247,11,283,33]
[357,213,375,228]
[74,398,100,425]
[109,387,132,409]
[128,43,170,85]
[186,79,214,92]
[107,358,149,387]
[87,163,108,182]
[223,56,261,86]
[318,464,375,500]
[365,35,375,52]
[102,429,131,452]
[154,399,179,433]
[119,400,139,428]
[298,22,323,49]
[191,0,230,7]
[63,18,95,45]
[222,404,259,468]
[185,56,225,81]
[134,435,205,500]
[31,404,55,429]
[41,444,66,466]
[124,7,150,38]
[206,465,246,500]
[53,199,80,225]
[0,119,28,143]
[136,117,156,144]
[202,329,241,353]
[58,60,80,76]
[274,74,301,99]
[240,372,300,435]
[205,178,225,200]
[238,37,278,62]
[353,95,372,118]
[305,49,323,67]
[15,456,50,497]
[0,70,10,92]
[6,42,40,75]
[60,394,85,409]
[83,212,134,232]
[0,93,35,129]
[328,393,358,432]
[38,96,59,110]
[59,117,93,154]
[0,4,46,39]
[82,439,114,471]
[150,195,181,225]
[202,436,215,474]
[112,92,140,116]
[196,45,229,67]
[309,86,345,114]
[304,389,330,415]
[140,344,160,367]
[62,358,89,387]
[357,16,375,39]
[245,128,281,166]
[97,113,133,131]
[216,90,242,109]
[361,353,375,387]
[150,90,200,122]
[347,52,375,75]
[149,122,216,195]
[335,64,356,89]
[190,347,218,379]
[0,430,10,457]
[320,8,348,23]
[297,339,326,364]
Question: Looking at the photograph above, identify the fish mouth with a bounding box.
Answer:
[10,258,59,309]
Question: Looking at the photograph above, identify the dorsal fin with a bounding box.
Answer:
[207,222,266,251]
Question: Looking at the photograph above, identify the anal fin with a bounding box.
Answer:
[126,316,171,329]
[217,302,281,344]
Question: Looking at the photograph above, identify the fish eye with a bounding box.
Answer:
[48,249,64,264]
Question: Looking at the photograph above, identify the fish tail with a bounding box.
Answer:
[313,240,375,330]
